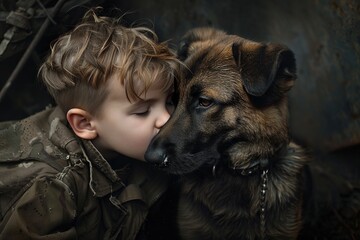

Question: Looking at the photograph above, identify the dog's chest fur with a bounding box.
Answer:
[176,143,306,240]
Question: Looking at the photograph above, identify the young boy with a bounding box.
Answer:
[0,8,181,240]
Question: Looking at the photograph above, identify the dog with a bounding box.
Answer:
[145,27,309,240]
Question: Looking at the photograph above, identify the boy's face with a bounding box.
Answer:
[91,74,174,161]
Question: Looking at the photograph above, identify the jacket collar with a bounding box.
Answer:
[80,140,129,197]
[47,107,127,197]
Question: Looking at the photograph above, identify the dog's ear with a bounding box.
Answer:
[178,28,227,61]
[232,42,296,97]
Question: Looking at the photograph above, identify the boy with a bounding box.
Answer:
[0,8,181,239]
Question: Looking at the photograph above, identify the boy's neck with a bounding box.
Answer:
[90,139,137,169]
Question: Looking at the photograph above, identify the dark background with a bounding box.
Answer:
[0,0,359,237]
[1,0,359,175]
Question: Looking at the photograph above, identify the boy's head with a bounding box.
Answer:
[39,8,181,161]
[39,8,179,115]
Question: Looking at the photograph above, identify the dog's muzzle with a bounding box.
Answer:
[144,146,169,167]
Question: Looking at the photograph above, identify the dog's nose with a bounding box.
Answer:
[144,146,168,166]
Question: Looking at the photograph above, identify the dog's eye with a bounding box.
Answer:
[198,97,213,108]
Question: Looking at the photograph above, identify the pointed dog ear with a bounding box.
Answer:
[232,42,296,97]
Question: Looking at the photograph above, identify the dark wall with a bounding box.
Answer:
[1,0,360,155]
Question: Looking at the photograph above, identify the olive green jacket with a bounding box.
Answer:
[0,107,168,240]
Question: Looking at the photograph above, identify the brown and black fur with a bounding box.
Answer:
[145,28,309,240]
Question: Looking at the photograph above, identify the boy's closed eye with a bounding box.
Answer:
[134,109,150,116]
[132,105,150,116]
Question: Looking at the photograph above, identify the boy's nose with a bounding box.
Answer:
[155,109,171,128]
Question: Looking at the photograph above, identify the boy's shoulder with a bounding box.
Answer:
[0,107,87,217]
[0,106,76,164]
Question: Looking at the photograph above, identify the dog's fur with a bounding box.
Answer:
[145,28,308,240]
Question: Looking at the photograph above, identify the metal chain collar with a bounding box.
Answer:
[260,169,269,239]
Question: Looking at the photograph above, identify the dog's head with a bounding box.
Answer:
[145,27,297,175]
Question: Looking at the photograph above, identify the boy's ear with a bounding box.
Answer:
[66,108,97,140]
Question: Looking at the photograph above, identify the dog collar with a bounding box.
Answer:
[224,144,288,176]
[211,157,269,177]
[237,158,269,176]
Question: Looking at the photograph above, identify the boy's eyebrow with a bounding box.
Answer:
[132,99,154,106]
[129,88,174,108]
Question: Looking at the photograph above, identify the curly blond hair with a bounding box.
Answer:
[39,8,181,114]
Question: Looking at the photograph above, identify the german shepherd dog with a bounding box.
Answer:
[145,28,308,240]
